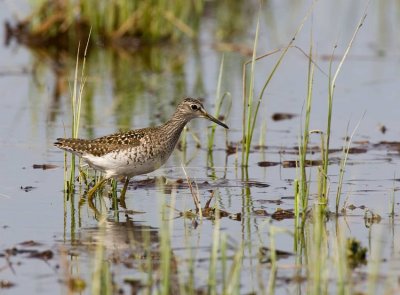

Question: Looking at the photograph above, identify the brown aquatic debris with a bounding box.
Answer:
[271,208,295,220]
[257,161,280,167]
[20,186,36,192]
[0,280,15,289]
[19,240,42,247]
[32,164,58,170]
[29,250,53,260]
[253,209,269,216]
[282,160,322,168]
[272,113,297,121]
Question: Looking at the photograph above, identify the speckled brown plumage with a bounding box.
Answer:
[55,98,229,182]
[54,129,146,157]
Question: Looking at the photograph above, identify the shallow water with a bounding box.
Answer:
[1,0,400,294]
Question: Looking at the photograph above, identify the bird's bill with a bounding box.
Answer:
[203,112,229,129]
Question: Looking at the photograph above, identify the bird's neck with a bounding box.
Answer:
[160,113,190,142]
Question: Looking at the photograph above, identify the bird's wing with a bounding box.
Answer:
[94,129,146,146]
[54,130,144,157]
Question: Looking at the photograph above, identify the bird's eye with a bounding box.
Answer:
[191,104,199,111]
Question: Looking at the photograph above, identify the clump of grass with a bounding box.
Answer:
[241,4,313,168]
[64,30,91,195]
[320,10,367,206]
[335,115,363,214]
[207,55,232,169]
[9,0,204,49]
[297,34,315,224]
[295,6,367,222]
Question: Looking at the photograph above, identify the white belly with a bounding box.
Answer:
[82,151,166,179]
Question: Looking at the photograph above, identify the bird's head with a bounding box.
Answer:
[176,98,229,129]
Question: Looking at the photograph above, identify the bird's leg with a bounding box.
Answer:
[87,178,108,203]
[120,177,130,208]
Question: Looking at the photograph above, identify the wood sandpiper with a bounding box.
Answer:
[55,98,229,204]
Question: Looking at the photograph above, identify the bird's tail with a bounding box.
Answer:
[54,138,87,156]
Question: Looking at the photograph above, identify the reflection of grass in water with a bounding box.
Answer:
[82,177,244,294]
[100,46,187,129]
[91,217,113,295]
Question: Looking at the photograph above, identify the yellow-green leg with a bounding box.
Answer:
[120,177,130,208]
[87,178,108,203]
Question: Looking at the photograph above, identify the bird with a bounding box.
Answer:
[54,98,229,204]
